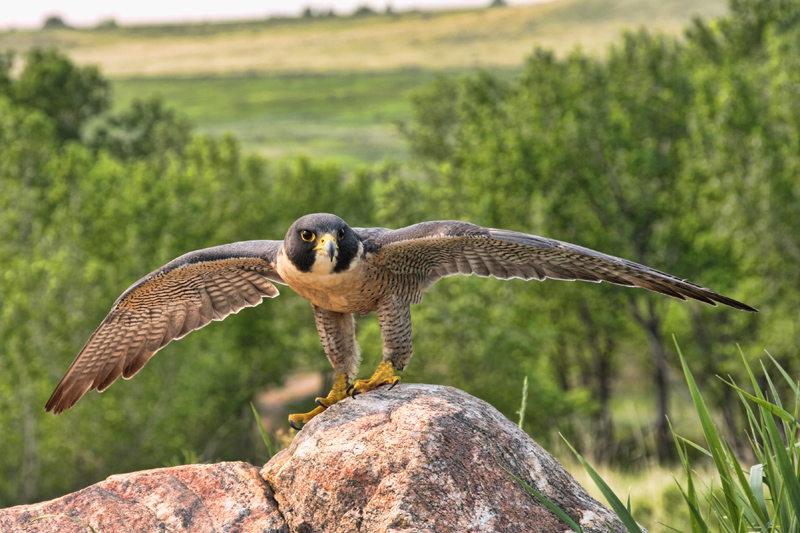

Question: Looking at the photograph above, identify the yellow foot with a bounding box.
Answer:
[347,360,401,397]
[288,372,349,430]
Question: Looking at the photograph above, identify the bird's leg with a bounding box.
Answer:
[288,306,359,430]
[348,296,409,396]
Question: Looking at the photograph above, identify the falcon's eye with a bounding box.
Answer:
[337,228,345,240]
[300,230,315,242]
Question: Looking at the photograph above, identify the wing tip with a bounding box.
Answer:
[45,376,94,415]
[724,299,759,313]
[44,391,73,415]
[687,290,758,313]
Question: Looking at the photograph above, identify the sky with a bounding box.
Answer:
[1,0,537,30]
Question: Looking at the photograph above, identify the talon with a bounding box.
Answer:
[348,360,400,396]
[287,372,350,428]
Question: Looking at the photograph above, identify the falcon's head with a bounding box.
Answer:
[284,213,361,274]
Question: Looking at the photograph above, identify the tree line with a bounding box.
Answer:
[1,0,798,507]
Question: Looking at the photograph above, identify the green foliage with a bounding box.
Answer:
[0,50,12,97]
[86,95,193,160]
[13,48,110,141]
[352,5,377,17]
[41,16,71,31]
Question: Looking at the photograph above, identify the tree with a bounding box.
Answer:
[14,48,110,142]
[352,5,376,17]
[0,51,13,98]
[42,15,70,30]
[86,95,193,160]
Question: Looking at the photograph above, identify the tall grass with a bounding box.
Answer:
[671,340,800,531]
[512,340,800,531]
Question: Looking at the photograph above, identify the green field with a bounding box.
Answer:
[110,68,522,167]
[111,70,474,166]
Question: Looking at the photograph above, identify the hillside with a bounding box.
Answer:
[1,0,727,77]
[0,0,730,166]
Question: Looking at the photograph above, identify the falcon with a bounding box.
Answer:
[45,213,757,427]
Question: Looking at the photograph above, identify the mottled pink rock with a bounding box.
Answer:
[0,461,287,532]
[262,383,641,532]
[1,384,642,532]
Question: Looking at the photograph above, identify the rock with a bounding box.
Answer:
[0,461,287,532]
[262,383,641,532]
[0,384,642,532]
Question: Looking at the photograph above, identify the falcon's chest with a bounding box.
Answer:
[275,244,379,313]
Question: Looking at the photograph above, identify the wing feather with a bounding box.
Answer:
[363,221,757,313]
[45,240,285,414]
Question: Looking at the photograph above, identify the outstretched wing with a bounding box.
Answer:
[361,221,757,312]
[46,240,286,414]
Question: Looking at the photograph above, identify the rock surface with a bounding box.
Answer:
[0,462,287,533]
[262,383,635,532]
[0,384,641,532]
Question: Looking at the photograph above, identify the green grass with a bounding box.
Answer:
[553,342,800,532]
[110,68,519,167]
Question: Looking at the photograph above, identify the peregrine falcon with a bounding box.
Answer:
[45,213,757,427]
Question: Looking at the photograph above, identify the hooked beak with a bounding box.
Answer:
[314,233,338,262]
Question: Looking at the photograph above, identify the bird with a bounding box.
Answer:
[45,213,757,427]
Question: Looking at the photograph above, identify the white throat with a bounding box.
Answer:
[310,250,338,275]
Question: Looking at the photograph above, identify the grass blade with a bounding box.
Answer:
[749,463,769,520]
[762,402,800,519]
[561,437,642,532]
[517,376,529,429]
[674,435,714,458]
[251,402,275,460]
[765,351,799,398]
[723,436,769,526]
[30,515,97,533]
[505,468,583,532]
[673,479,710,533]
[721,378,799,428]
[674,337,741,532]
[669,417,709,533]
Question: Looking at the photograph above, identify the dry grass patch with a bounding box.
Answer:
[0,0,727,77]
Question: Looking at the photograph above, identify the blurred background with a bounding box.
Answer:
[1,0,798,528]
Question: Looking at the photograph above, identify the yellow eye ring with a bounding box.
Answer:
[338,228,345,240]
[300,230,315,242]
